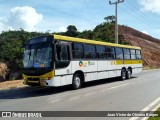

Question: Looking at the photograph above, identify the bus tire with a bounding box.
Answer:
[121,69,126,80]
[126,69,132,79]
[72,74,82,90]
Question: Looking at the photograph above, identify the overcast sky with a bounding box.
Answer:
[0,0,160,39]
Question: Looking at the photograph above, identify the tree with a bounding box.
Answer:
[104,15,115,23]
[93,22,115,43]
[78,30,94,40]
[65,25,79,37]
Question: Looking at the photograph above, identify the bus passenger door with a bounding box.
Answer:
[54,42,72,86]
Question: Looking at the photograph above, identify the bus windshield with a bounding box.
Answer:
[23,42,52,69]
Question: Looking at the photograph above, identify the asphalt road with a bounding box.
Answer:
[0,69,160,120]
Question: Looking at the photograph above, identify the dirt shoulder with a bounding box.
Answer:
[0,80,26,90]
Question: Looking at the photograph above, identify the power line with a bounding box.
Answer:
[123,4,159,27]
[34,1,99,25]
[118,5,156,29]
[30,1,101,32]
[125,0,160,27]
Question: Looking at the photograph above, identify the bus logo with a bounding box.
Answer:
[79,61,83,67]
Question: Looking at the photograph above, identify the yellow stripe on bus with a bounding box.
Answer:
[53,34,141,50]
[116,60,142,65]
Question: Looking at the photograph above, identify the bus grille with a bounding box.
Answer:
[27,78,40,81]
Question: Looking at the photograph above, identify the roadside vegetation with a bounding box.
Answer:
[0,17,129,81]
[148,108,160,120]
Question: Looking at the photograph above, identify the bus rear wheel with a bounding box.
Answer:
[126,69,132,79]
[72,74,82,90]
[121,69,126,80]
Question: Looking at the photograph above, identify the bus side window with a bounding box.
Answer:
[107,47,115,59]
[55,44,70,69]
[96,45,107,59]
[72,43,84,59]
[131,49,136,60]
[136,50,142,60]
[115,47,124,60]
[84,44,97,59]
[123,48,131,60]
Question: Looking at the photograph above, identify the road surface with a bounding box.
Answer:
[0,69,160,120]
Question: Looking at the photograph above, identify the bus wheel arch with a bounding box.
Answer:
[72,71,84,89]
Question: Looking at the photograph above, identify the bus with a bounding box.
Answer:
[22,34,142,89]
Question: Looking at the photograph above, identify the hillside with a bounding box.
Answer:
[119,26,160,68]
[0,23,160,81]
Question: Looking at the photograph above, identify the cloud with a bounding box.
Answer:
[0,6,43,32]
[138,0,160,14]
[142,30,149,35]
[155,28,160,33]
[58,26,67,32]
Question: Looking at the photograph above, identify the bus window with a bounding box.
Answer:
[107,47,115,59]
[136,50,142,59]
[72,43,84,59]
[131,49,136,60]
[96,46,107,59]
[115,48,124,60]
[55,44,70,69]
[84,44,97,59]
[123,48,131,60]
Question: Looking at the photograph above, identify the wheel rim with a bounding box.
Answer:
[122,71,126,79]
[128,71,131,78]
[74,77,80,87]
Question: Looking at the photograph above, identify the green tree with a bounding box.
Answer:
[78,30,94,40]
[65,25,79,37]
[93,22,115,43]
[104,15,115,23]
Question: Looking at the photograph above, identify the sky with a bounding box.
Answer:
[0,0,160,39]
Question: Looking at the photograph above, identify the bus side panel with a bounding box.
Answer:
[46,77,61,86]
[54,62,72,86]
[124,60,132,72]
[71,61,97,82]
[97,60,108,79]
[116,60,124,77]
[108,60,117,78]
[132,60,142,74]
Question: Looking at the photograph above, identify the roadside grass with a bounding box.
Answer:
[143,66,160,70]
[148,108,160,120]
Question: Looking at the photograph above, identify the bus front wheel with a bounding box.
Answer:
[72,74,82,90]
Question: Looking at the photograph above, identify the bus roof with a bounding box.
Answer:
[53,34,141,50]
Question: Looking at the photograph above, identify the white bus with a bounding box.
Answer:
[22,35,142,89]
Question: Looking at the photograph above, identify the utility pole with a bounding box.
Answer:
[109,0,124,44]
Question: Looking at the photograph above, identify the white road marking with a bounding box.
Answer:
[83,92,97,97]
[141,104,160,120]
[47,93,72,101]
[108,83,130,89]
[49,98,62,104]
[99,88,108,93]
[68,95,81,101]
[142,97,160,111]
[129,97,160,120]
